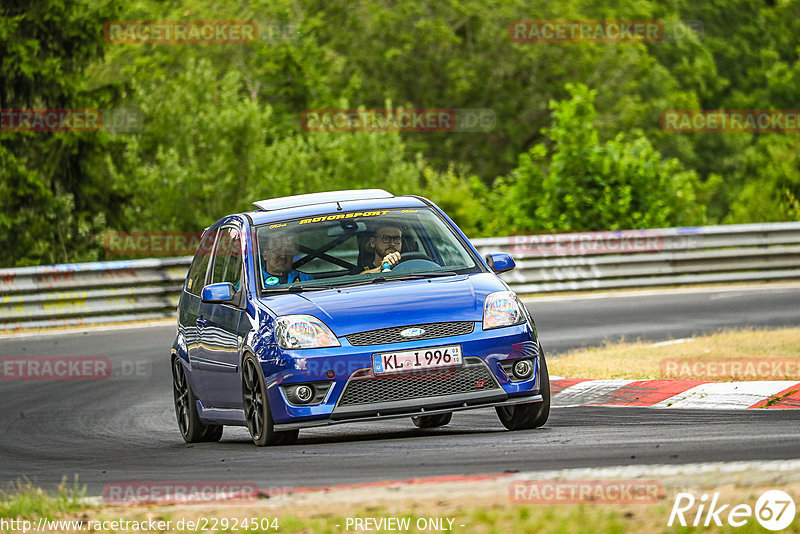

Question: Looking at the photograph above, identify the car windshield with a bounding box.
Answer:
[255,207,480,292]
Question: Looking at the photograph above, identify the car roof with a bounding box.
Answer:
[252,189,393,211]
[244,190,430,225]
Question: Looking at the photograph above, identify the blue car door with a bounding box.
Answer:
[196,224,248,408]
[179,228,218,402]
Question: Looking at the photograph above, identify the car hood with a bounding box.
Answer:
[258,273,507,337]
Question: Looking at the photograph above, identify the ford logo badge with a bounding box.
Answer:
[400,327,425,338]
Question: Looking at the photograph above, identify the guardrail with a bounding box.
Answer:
[0,258,191,331]
[1,222,799,331]
[470,222,800,293]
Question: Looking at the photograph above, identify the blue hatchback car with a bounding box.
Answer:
[171,189,550,446]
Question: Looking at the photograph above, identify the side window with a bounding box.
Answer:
[186,229,218,296]
[211,226,243,287]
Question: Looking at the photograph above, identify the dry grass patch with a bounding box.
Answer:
[4,478,800,534]
[549,327,800,381]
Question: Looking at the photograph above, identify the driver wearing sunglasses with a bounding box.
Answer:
[261,235,313,286]
[361,225,403,273]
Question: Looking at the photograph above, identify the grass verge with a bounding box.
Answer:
[1,478,798,534]
[0,477,86,520]
[549,327,800,381]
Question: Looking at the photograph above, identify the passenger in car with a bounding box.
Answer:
[261,235,313,286]
[361,224,403,273]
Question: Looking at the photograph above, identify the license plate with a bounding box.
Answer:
[372,345,462,375]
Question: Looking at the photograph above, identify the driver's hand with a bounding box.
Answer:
[382,252,401,268]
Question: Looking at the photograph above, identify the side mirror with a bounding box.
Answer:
[485,252,516,274]
[201,282,235,303]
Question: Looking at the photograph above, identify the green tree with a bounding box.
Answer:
[493,83,713,233]
[4,0,800,267]
[418,163,490,237]
[725,135,800,223]
[0,0,124,266]
[106,57,427,232]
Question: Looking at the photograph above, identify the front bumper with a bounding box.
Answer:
[261,321,542,425]
[272,394,543,431]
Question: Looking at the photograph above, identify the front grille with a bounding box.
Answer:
[337,358,499,406]
[345,321,474,346]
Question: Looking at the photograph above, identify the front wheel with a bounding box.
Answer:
[496,352,550,431]
[411,412,452,428]
[242,356,299,446]
[172,357,223,443]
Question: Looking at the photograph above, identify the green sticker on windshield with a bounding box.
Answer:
[264,276,280,286]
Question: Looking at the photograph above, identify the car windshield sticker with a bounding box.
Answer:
[264,276,280,286]
[298,210,389,225]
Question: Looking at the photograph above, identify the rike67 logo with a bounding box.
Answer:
[669,490,796,531]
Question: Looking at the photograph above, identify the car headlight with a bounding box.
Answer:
[275,315,341,349]
[483,291,526,330]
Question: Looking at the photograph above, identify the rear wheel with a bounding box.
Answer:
[496,351,550,431]
[411,412,452,428]
[172,357,223,443]
[242,356,299,446]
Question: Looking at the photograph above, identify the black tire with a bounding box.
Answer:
[411,412,452,428]
[172,357,223,443]
[496,351,551,431]
[242,355,299,446]
[200,424,224,442]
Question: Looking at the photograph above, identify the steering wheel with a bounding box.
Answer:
[389,252,440,272]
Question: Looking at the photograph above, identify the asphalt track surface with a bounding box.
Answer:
[1,284,799,495]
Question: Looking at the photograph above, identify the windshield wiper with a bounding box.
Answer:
[286,284,333,292]
[381,271,458,281]
[263,272,461,293]
[331,271,459,288]
[262,284,331,294]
